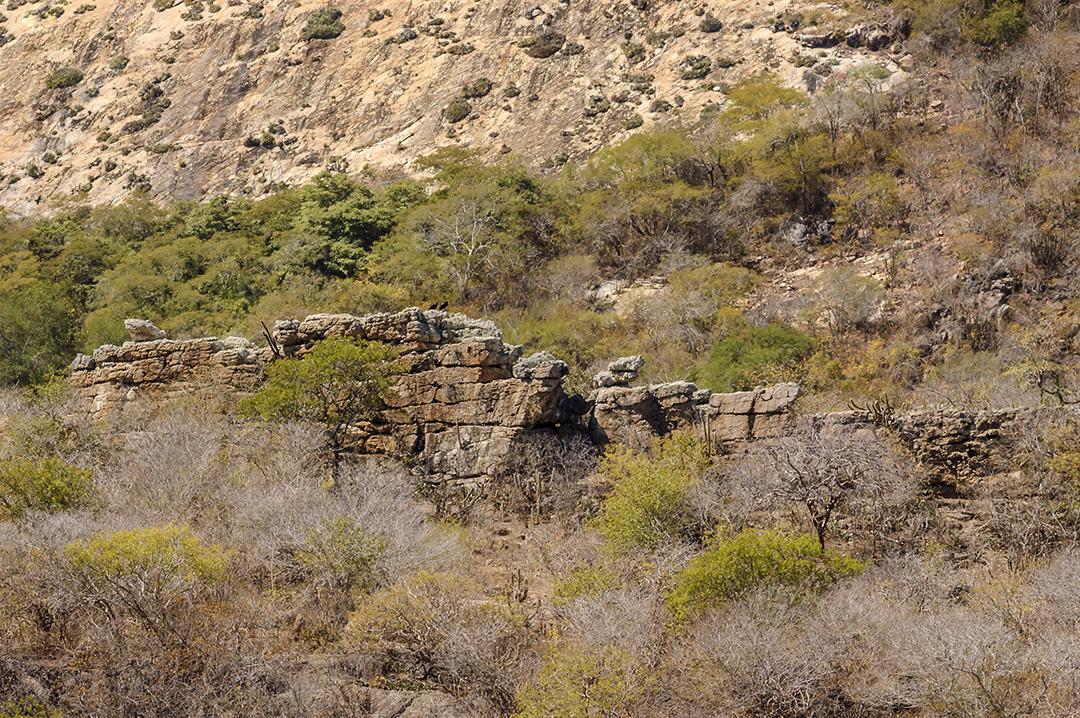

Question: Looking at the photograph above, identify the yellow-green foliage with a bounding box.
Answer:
[66,524,230,585]
[514,643,642,718]
[295,517,386,593]
[667,529,864,620]
[240,337,400,473]
[966,0,1026,46]
[346,571,481,648]
[0,457,92,519]
[552,563,620,603]
[829,172,907,243]
[692,310,816,391]
[1044,422,1080,488]
[667,262,758,307]
[0,697,60,718]
[593,434,711,555]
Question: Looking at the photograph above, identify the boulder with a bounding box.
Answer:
[124,318,167,342]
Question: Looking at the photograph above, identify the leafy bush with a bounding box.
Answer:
[693,312,815,391]
[967,0,1027,45]
[65,524,232,640]
[295,516,386,594]
[444,97,471,123]
[301,7,345,40]
[240,337,400,477]
[593,434,711,555]
[552,563,620,603]
[523,30,565,58]
[0,280,79,386]
[680,54,712,80]
[829,172,906,243]
[667,529,863,620]
[462,77,493,99]
[0,457,93,519]
[66,524,230,584]
[44,67,83,89]
[0,697,60,718]
[514,643,643,718]
[699,14,722,32]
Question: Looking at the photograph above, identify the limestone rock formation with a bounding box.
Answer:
[71,307,1039,486]
[123,318,167,342]
[590,380,800,449]
[70,334,269,420]
[593,355,645,388]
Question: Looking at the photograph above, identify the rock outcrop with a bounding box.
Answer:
[269,309,573,484]
[70,334,269,421]
[589,379,800,449]
[70,307,1043,485]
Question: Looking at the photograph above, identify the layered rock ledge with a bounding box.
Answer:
[70,308,1044,484]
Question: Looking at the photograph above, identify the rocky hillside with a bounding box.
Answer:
[0,0,907,213]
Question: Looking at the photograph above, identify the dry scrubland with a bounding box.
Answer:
[1,0,1080,714]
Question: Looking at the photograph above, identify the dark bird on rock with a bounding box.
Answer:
[438,301,449,311]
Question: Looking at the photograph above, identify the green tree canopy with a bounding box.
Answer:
[240,337,401,478]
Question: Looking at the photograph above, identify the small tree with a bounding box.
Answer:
[593,434,712,555]
[757,426,906,549]
[240,337,400,480]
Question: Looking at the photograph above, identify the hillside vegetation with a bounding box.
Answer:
[1,1,1080,716]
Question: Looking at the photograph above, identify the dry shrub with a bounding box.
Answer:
[346,571,535,714]
[491,430,598,524]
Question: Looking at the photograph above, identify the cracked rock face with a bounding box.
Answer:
[589,380,801,449]
[73,308,574,485]
[71,307,1036,485]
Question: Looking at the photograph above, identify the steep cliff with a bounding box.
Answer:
[0,0,909,213]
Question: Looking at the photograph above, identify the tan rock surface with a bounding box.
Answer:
[0,0,907,213]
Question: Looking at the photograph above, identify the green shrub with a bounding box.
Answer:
[461,77,493,99]
[301,7,345,40]
[699,14,722,32]
[443,97,471,123]
[552,563,620,603]
[295,517,386,594]
[966,0,1026,45]
[0,457,92,520]
[667,529,863,620]
[514,643,642,718]
[622,41,646,64]
[829,172,906,243]
[0,697,60,718]
[66,524,231,584]
[593,434,711,555]
[44,67,83,89]
[239,337,400,478]
[692,312,815,391]
[109,55,130,70]
[680,54,712,80]
[523,30,565,58]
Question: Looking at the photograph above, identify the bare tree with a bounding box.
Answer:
[423,198,499,301]
[754,423,915,550]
